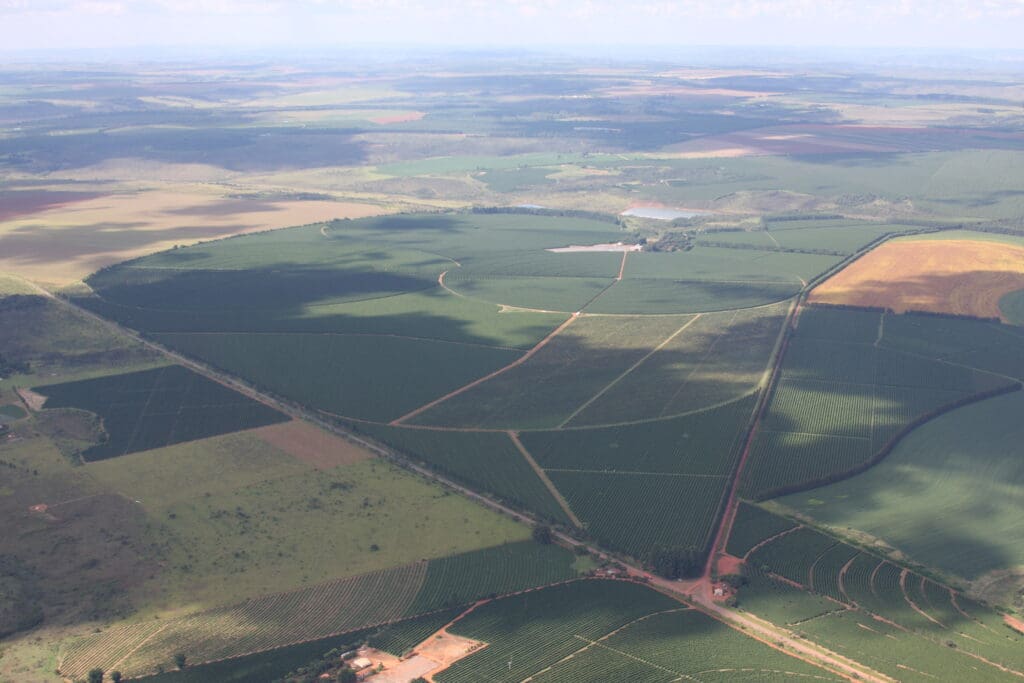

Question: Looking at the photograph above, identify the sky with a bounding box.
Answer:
[1,0,1024,54]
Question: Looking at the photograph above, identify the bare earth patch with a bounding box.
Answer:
[254,420,374,470]
[415,630,486,681]
[547,242,641,253]
[15,388,46,412]
[809,239,1024,320]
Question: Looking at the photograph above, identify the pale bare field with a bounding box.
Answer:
[0,187,388,284]
[809,239,1024,320]
[254,420,375,470]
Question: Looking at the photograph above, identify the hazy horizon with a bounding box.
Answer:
[2,0,1023,58]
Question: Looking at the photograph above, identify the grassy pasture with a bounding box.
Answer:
[153,332,520,422]
[409,314,692,429]
[85,441,530,610]
[352,424,571,523]
[567,303,786,424]
[60,563,429,680]
[63,540,569,680]
[34,365,288,461]
[0,294,160,386]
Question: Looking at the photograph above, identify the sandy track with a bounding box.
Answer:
[389,314,577,425]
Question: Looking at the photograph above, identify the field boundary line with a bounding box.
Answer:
[543,468,727,478]
[437,269,566,314]
[389,314,578,425]
[507,431,582,528]
[557,314,703,428]
[338,391,760,433]
[616,250,628,280]
[838,554,860,605]
[569,635,701,682]
[158,330,523,353]
[657,310,743,417]
[742,523,803,561]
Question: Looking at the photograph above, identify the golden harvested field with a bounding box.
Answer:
[809,238,1024,320]
[0,189,387,284]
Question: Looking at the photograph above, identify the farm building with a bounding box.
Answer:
[350,656,373,671]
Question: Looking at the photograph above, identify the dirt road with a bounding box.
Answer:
[17,276,887,682]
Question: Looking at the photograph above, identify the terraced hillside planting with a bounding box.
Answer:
[34,365,288,461]
[728,506,1024,681]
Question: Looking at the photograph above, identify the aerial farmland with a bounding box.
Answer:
[2,12,1024,682]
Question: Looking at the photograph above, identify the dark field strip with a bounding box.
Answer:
[34,365,287,461]
[405,541,578,615]
[153,332,522,423]
[547,470,726,562]
[725,502,798,558]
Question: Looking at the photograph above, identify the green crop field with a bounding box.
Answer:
[408,314,693,429]
[523,394,757,476]
[548,471,726,561]
[741,306,1021,498]
[564,304,786,425]
[353,424,571,523]
[437,580,680,683]
[406,541,578,614]
[778,390,1024,584]
[532,609,839,682]
[12,56,1024,683]
[730,506,1024,680]
[725,502,798,558]
[153,332,520,422]
[34,365,288,461]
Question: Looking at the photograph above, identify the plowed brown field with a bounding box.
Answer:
[809,238,1024,320]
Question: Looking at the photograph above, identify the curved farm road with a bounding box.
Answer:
[19,277,892,683]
